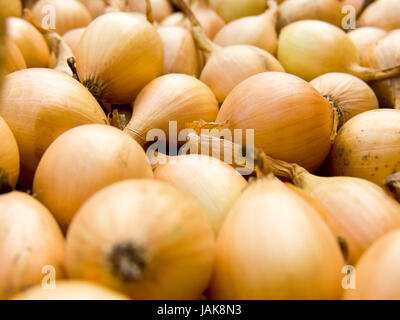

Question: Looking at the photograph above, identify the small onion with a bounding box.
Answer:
[358,0,400,31]
[209,0,267,23]
[0,68,108,186]
[0,116,19,190]
[153,154,247,235]
[12,280,130,300]
[4,38,26,74]
[129,0,173,22]
[278,20,400,82]
[66,179,215,300]
[33,124,153,230]
[343,230,400,300]
[0,192,65,299]
[32,0,92,35]
[6,17,50,67]
[209,177,344,300]
[0,0,22,18]
[76,12,164,104]
[124,73,219,146]
[330,109,400,187]
[80,0,108,18]
[62,27,85,55]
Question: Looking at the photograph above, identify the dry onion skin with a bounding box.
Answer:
[124,73,219,146]
[0,192,65,299]
[358,0,400,31]
[0,0,22,18]
[0,116,19,191]
[209,177,344,300]
[129,0,173,22]
[213,0,278,55]
[6,17,50,68]
[153,154,247,235]
[4,38,26,74]
[209,0,267,23]
[310,72,378,127]
[61,27,85,55]
[330,109,400,187]
[79,0,107,18]
[33,124,153,231]
[0,68,108,186]
[66,179,215,300]
[12,280,130,300]
[343,230,400,300]
[76,12,164,104]
[277,20,400,82]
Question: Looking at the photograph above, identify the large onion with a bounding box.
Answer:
[66,179,215,300]
[209,0,267,22]
[0,68,108,186]
[4,38,26,74]
[0,192,65,299]
[209,177,344,300]
[0,116,19,191]
[76,12,163,104]
[129,0,173,22]
[62,27,85,55]
[358,0,400,31]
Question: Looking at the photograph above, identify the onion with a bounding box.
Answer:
[161,12,191,30]
[209,0,267,22]
[33,124,153,231]
[0,0,22,18]
[340,0,365,15]
[4,39,26,74]
[209,177,344,300]
[0,68,108,186]
[76,12,164,104]
[124,73,219,146]
[32,0,92,35]
[213,0,278,55]
[343,230,400,300]
[310,72,378,127]
[80,0,107,18]
[330,109,400,187]
[62,27,85,55]
[278,0,343,30]
[191,0,225,40]
[44,32,75,76]
[66,179,215,300]
[12,280,130,300]
[129,0,173,22]
[0,116,19,191]
[277,20,400,82]
[348,27,387,66]
[154,154,247,234]
[358,0,400,31]
[6,17,50,67]
[0,191,65,299]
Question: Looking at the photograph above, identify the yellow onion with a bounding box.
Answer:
[33,125,153,231]
[124,73,219,146]
[216,72,335,172]
[76,12,163,104]
[213,0,278,55]
[278,20,400,82]
[348,27,387,66]
[80,0,107,18]
[343,230,400,300]
[209,177,344,300]
[0,68,108,186]
[330,109,400,187]
[0,192,65,299]
[13,280,130,300]
[278,0,343,30]
[0,116,19,190]
[191,0,225,40]
[358,0,400,31]
[129,0,173,22]
[6,17,50,67]
[62,27,85,55]
[153,154,247,234]
[66,179,215,300]
[310,72,378,127]
[32,0,92,35]
[4,39,26,74]
[157,26,200,76]
[209,0,267,23]
[0,0,22,18]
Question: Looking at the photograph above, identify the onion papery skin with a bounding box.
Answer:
[4,39,26,74]
[217,72,334,172]
[0,0,22,18]
[79,0,107,19]
[12,280,130,300]
[310,72,378,126]
[32,0,92,36]
[0,116,19,190]
[343,230,400,300]
[161,12,191,31]
[153,154,247,235]
[33,124,153,231]
[330,109,400,187]
[157,26,200,77]
[209,178,344,300]
[128,0,173,22]
[124,73,219,146]
[200,45,285,103]
[209,0,267,23]
[6,17,50,68]
[0,192,65,299]
[62,28,85,55]
[0,68,108,186]
[66,179,215,300]
[358,0,400,31]
[76,12,164,104]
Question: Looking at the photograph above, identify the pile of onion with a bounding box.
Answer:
[66,179,215,300]
[4,38,26,74]
[0,116,19,191]
[0,68,108,186]
[0,192,65,299]
[0,0,22,18]
[209,0,267,22]
[129,0,173,22]
[358,0,400,31]
[62,27,85,55]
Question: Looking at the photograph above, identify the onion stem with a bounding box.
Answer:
[351,64,400,82]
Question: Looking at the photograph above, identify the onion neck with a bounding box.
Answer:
[350,64,400,82]
[323,94,344,140]
[124,125,147,146]
[264,0,279,23]
[385,172,400,202]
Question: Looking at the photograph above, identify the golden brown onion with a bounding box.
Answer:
[4,38,26,74]
[0,116,19,190]
[209,0,267,22]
